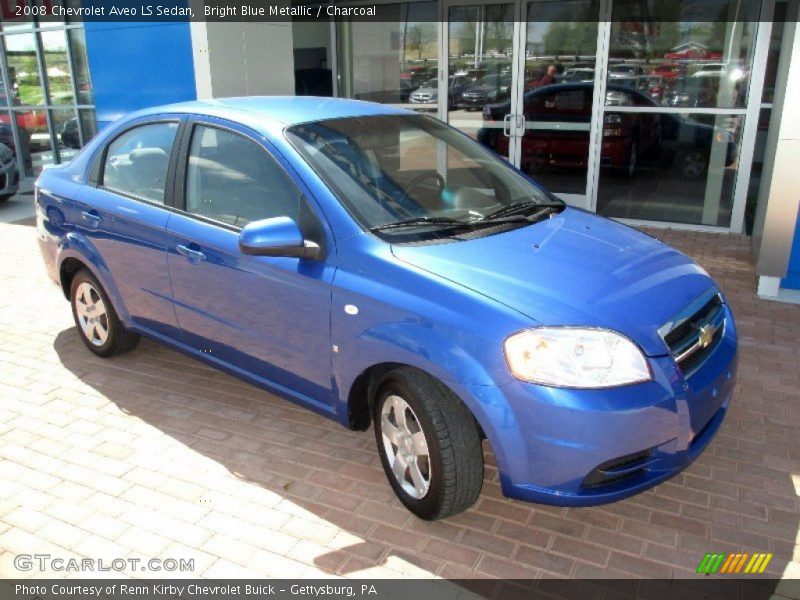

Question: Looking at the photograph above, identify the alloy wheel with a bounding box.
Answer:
[682,151,707,178]
[74,282,109,347]
[380,394,431,499]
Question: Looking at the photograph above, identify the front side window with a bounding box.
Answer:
[185,125,302,228]
[286,114,562,242]
[102,122,179,203]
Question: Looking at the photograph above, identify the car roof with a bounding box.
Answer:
[137,96,415,129]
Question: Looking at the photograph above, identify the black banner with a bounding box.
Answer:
[0,578,793,600]
[0,0,791,24]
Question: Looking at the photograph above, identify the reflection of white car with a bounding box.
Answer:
[693,62,746,81]
[609,64,645,78]
[409,78,438,104]
[563,68,595,82]
[0,142,20,202]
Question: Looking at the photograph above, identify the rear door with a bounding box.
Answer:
[74,117,183,339]
[165,118,336,408]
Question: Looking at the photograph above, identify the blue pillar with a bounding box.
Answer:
[84,22,197,129]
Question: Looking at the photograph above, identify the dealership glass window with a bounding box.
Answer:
[0,20,96,177]
[41,29,73,105]
[49,107,78,162]
[0,111,15,152]
[607,3,758,110]
[337,2,438,109]
[3,33,43,106]
[14,109,53,174]
[517,0,599,194]
[761,2,787,104]
[447,4,514,151]
[596,112,744,227]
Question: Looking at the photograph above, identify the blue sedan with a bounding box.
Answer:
[35,97,737,520]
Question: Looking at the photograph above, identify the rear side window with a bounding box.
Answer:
[184,125,302,228]
[102,122,179,204]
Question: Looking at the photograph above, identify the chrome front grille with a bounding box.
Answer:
[660,290,725,376]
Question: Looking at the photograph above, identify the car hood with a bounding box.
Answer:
[390,208,715,357]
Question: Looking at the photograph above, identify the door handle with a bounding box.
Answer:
[176,244,206,262]
[81,210,101,225]
[503,114,513,137]
[516,114,526,136]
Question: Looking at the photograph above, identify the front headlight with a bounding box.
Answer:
[504,327,651,388]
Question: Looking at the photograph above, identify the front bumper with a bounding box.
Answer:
[466,304,737,506]
[460,95,487,108]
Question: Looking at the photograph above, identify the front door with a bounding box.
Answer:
[165,119,335,409]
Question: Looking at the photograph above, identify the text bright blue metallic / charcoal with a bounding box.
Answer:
[35,97,737,520]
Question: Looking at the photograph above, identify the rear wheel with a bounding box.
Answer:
[680,149,708,178]
[373,368,483,520]
[0,194,12,202]
[70,269,140,358]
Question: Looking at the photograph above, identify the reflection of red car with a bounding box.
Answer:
[649,62,681,80]
[480,83,660,177]
[0,109,47,131]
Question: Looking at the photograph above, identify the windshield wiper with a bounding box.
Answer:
[370,216,470,232]
[480,200,563,221]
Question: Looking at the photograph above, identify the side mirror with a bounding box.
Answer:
[238,216,323,260]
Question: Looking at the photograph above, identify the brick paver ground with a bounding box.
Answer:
[0,211,798,583]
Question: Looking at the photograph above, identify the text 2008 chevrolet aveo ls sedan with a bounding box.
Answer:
[36,97,737,520]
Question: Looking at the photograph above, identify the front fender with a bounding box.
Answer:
[58,232,130,325]
[332,320,521,478]
[333,316,505,420]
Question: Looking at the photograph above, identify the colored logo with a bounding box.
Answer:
[697,552,773,575]
[698,323,717,349]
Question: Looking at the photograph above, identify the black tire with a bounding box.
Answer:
[373,367,483,520]
[679,149,708,178]
[0,194,12,202]
[69,268,140,358]
[626,141,637,178]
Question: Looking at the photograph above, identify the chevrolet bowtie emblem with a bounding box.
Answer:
[698,323,717,349]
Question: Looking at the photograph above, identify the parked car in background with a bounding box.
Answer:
[411,75,474,107]
[0,142,19,202]
[459,74,511,110]
[609,63,645,78]
[410,78,439,105]
[562,67,595,82]
[36,97,737,520]
[649,62,681,81]
[480,83,738,178]
[480,83,661,177]
[60,117,81,149]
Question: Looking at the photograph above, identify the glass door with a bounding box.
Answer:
[444,1,520,162]
[443,0,603,207]
[514,0,603,207]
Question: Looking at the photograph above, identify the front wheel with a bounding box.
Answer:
[373,368,483,520]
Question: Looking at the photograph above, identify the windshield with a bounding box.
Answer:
[285,114,561,241]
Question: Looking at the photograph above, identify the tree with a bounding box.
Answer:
[406,23,436,60]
